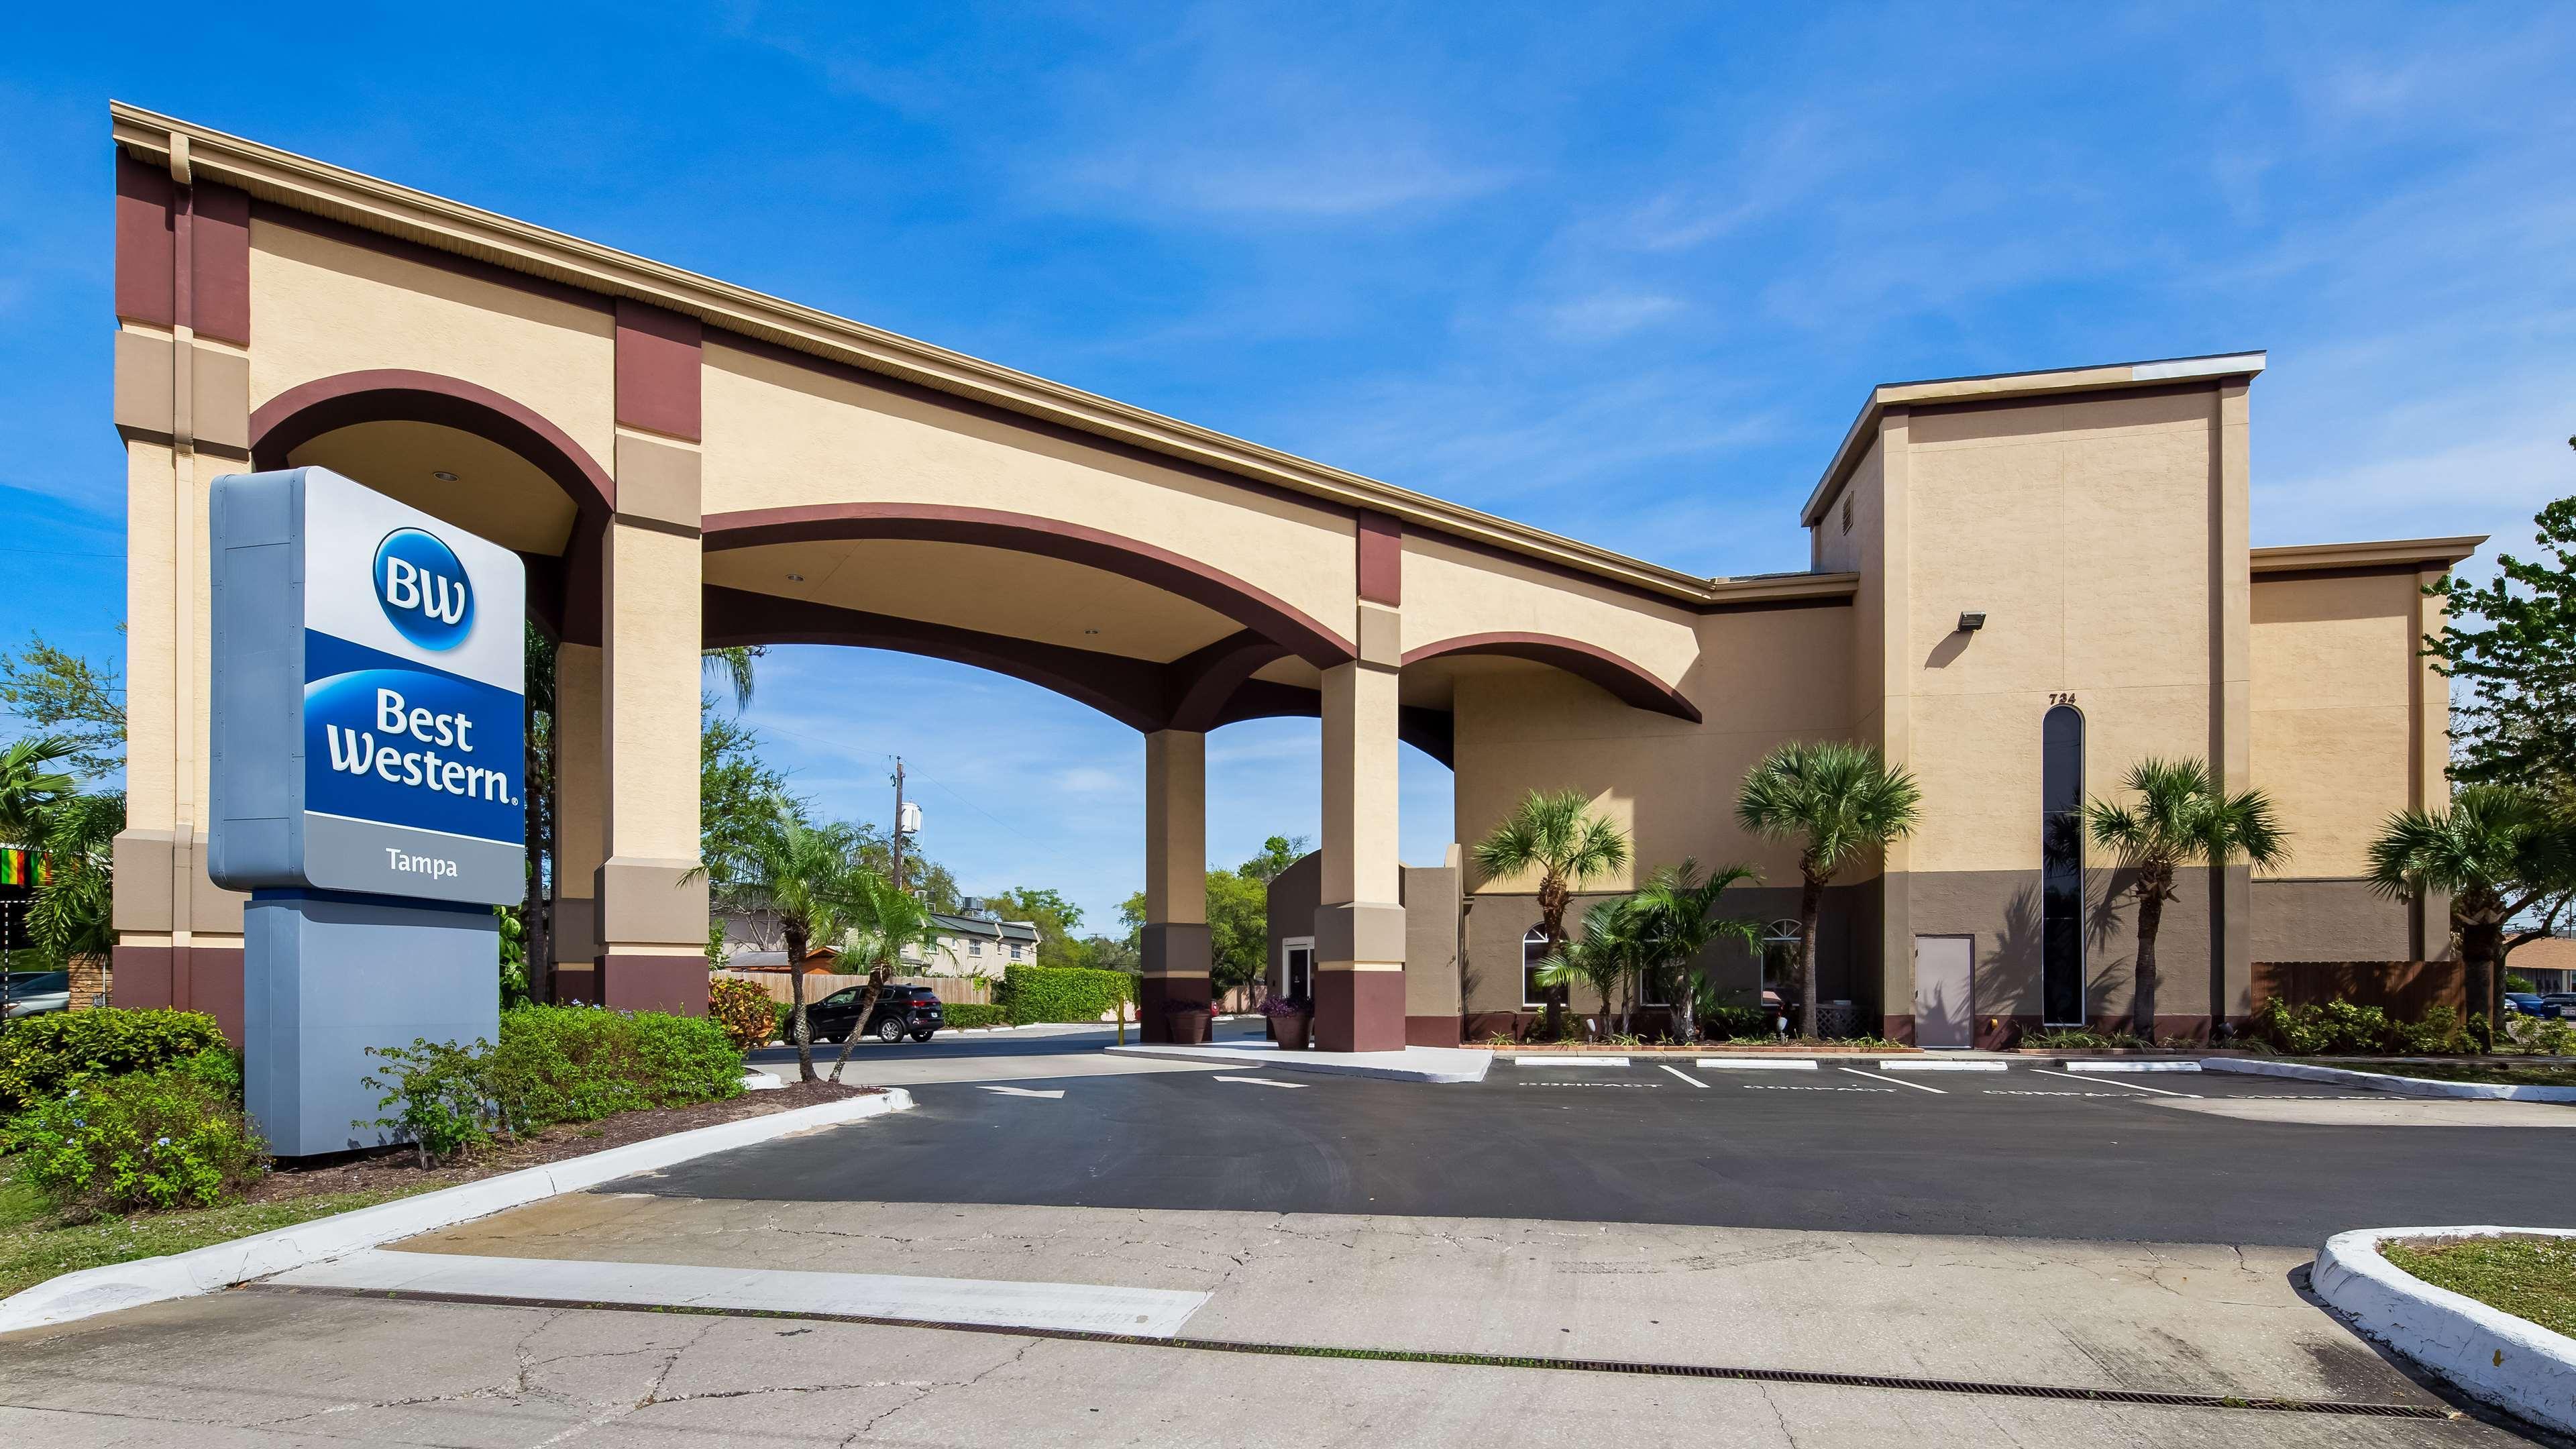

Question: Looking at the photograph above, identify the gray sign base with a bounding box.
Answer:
[245,890,500,1159]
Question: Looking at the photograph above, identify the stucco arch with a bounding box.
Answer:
[1401,632,1701,723]
[250,368,616,520]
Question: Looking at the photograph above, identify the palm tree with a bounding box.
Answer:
[1629,859,1764,1042]
[1471,788,1630,1033]
[2085,758,2288,1038]
[703,646,762,710]
[826,870,946,1081]
[26,788,119,964]
[1737,741,1921,1040]
[0,734,76,847]
[2368,784,2576,1051]
[708,804,858,1082]
[1534,898,1642,1039]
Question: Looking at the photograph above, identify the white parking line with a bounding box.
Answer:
[1843,1065,1944,1093]
[1696,1058,1819,1070]
[2028,1067,2195,1097]
[1213,1076,1307,1089]
[1516,1057,1629,1067]
[1659,1064,1710,1088]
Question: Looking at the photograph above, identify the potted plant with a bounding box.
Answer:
[1165,1000,1214,1045]
[1262,994,1313,1051]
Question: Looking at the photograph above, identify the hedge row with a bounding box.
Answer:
[942,1002,1006,1029]
[1,1008,231,1115]
[996,964,1130,1025]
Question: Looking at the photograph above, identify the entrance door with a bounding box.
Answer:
[1913,935,1974,1049]
[1281,938,1314,1001]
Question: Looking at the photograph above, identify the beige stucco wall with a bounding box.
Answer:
[2249,571,2426,879]
[1399,531,1701,686]
[248,217,616,468]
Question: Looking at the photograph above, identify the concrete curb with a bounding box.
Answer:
[2204,1058,2576,1102]
[1103,1042,1491,1083]
[0,1089,914,1336]
[2313,1226,2576,1434]
[2061,1061,2202,1073]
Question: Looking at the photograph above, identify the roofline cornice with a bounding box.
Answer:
[1801,352,2270,527]
[2251,535,2485,575]
[113,102,1734,604]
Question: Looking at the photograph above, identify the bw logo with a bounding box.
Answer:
[373,528,474,651]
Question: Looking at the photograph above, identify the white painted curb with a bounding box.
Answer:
[2205,1058,2576,1102]
[1697,1058,1819,1071]
[1880,1059,2007,1072]
[0,1089,913,1336]
[1517,1056,1629,1067]
[2061,1061,2202,1073]
[2313,1226,2576,1434]
[1104,1042,1490,1083]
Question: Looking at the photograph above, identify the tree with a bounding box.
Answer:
[702,645,763,711]
[25,789,119,965]
[2084,757,2288,1038]
[1238,835,1310,883]
[1206,867,1269,1004]
[1737,742,1921,1041]
[1535,897,1642,1038]
[0,632,125,780]
[2368,784,2576,1051]
[826,870,945,1081]
[523,623,557,1002]
[2429,496,2576,802]
[701,700,791,902]
[1629,859,1762,1042]
[1472,789,1631,1032]
[0,735,76,848]
[706,804,858,1082]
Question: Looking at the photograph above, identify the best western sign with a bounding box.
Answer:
[209,467,525,905]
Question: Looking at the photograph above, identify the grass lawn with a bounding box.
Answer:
[2381,1236,2576,1339]
[0,1171,436,1301]
[2320,1059,2576,1089]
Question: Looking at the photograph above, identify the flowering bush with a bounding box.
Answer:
[708,978,778,1055]
[1258,995,1311,1019]
[12,1056,266,1218]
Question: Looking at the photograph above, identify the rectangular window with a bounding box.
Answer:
[1522,930,1550,1008]
[969,940,982,957]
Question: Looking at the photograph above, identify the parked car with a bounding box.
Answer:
[2502,992,2559,1020]
[2,971,70,1020]
[807,983,944,1044]
[2542,993,2576,1017]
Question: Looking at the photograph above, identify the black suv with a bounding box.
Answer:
[808,984,944,1044]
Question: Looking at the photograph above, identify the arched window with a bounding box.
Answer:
[1522,927,1550,1008]
[2042,704,2086,1026]
[1761,919,1803,999]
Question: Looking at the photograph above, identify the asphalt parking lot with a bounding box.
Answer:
[689,1037,2576,1246]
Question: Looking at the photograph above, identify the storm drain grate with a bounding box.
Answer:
[258,1284,2453,1421]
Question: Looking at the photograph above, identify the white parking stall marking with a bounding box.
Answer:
[1214,1076,1307,1089]
[2061,1061,2202,1073]
[978,1085,1065,1099]
[2028,1067,2196,1097]
[1516,1057,1629,1067]
[1842,1065,1944,1093]
[1696,1058,1818,1071]
[1659,1064,1711,1088]
[1879,1060,2007,1072]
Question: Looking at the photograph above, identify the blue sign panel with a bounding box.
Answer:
[209,467,527,906]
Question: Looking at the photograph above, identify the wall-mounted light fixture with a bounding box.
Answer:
[1956,610,1986,633]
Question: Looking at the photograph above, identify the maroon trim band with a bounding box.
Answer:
[702,502,1354,667]
[1357,511,1401,606]
[1400,631,1701,722]
[191,183,250,345]
[614,299,702,442]
[115,154,174,326]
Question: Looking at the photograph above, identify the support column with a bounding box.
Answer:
[1315,602,1405,1052]
[592,302,708,1015]
[550,641,605,1002]
[2205,380,2254,1042]
[109,142,251,1040]
[1138,729,1210,1041]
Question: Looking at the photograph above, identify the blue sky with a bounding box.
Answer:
[4,3,2573,932]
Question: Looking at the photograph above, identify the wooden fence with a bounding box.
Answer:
[2252,961,2466,1018]
[711,970,996,1007]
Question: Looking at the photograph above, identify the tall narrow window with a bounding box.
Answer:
[2041,705,2085,1026]
[1522,928,1550,1008]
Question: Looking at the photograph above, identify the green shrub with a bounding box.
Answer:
[2247,998,2471,1056]
[358,1007,745,1157]
[943,1002,1005,1029]
[13,1065,267,1219]
[1701,1006,1773,1040]
[2019,1026,2156,1050]
[997,965,1130,1025]
[0,1008,233,1116]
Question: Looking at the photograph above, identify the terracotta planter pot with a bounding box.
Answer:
[1273,1012,1312,1051]
[1166,1009,1212,1045]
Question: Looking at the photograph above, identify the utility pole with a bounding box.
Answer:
[890,757,907,894]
